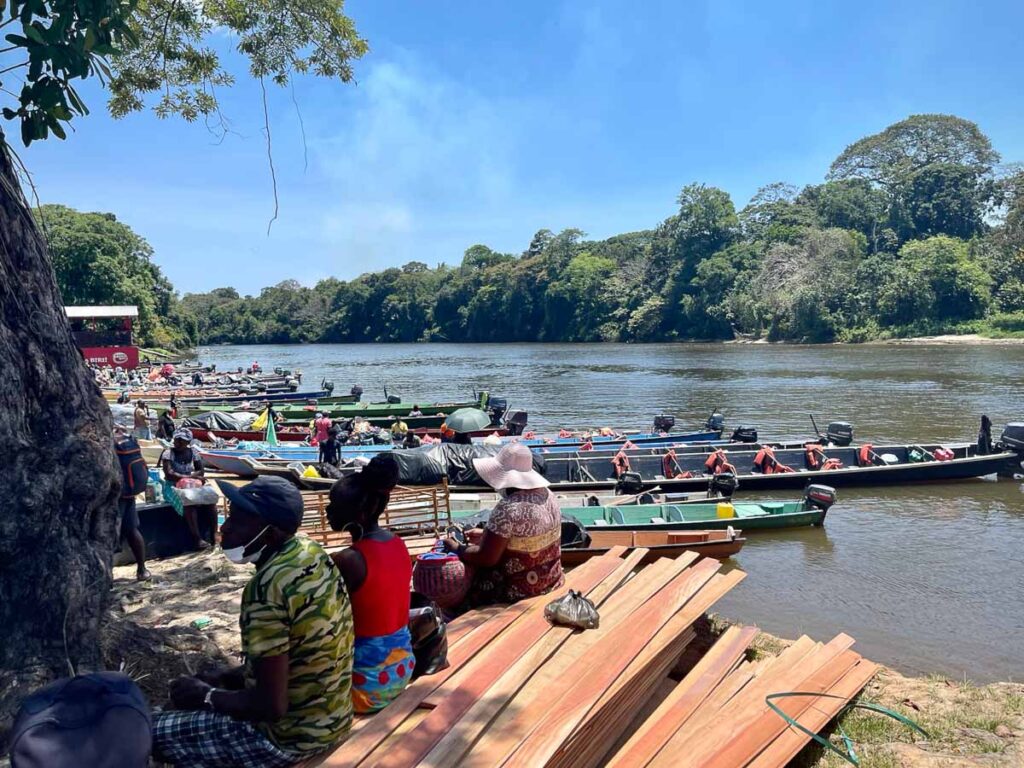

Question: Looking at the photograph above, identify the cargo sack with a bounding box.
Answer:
[10,672,151,768]
[408,592,449,679]
[545,589,600,630]
[173,482,219,506]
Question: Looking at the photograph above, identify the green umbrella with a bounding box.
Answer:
[264,408,279,446]
[444,407,493,434]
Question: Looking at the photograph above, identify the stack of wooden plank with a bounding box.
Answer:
[305,546,877,768]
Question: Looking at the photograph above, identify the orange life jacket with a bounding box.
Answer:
[754,445,794,474]
[858,444,874,467]
[622,440,637,450]
[805,443,824,470]
[704,449,735,475]
[580,441,594,452]
[662,449,678,479]
[822,458,843,470]
[612,450,631,477]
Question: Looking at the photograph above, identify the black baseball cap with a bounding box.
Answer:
[216,477,303,534]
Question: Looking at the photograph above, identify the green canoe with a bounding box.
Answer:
[273,394,489,421]
[560,498,830,532]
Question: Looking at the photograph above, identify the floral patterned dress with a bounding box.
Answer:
[468,488,565,605]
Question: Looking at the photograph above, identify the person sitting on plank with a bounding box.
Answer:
[327,454,416,713]
[152,476,354,768]
[444,442,564,607]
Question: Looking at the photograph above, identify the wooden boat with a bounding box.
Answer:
[274,396,488,421]
[536,441,1016,492]
[560,491,832,532]
[560,528,745,567]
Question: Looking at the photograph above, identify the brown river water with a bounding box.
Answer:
[198,342,1024,682]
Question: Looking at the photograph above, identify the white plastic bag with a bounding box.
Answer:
[175,485,220,506]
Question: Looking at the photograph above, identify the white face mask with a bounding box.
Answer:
[223,526,270,565]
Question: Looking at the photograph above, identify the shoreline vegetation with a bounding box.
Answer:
[46,114,1024,352]
[108,553,1024,768]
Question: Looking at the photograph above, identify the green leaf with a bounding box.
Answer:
[84,27,96,52]
[4,34,30,47]
[24,24,45,45]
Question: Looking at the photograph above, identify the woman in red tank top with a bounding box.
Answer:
[327,454,414,713]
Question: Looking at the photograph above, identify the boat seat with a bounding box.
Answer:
[761,502,785,515]
[591,519,609,527]
[650,517,666,524]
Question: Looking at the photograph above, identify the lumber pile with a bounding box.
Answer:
[305,547,877,768]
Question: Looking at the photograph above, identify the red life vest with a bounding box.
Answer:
[662,450,678,479]
[704,449,735,475]
[822,458,843,470]
[612,450,631,477]
[753,445,794,474]
[805,443,825,470]
[580,441,594,452]
[858,444,875,467]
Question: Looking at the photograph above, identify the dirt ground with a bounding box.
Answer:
[104,553,1023,768]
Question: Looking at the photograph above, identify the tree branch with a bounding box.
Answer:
[259,76,278,235]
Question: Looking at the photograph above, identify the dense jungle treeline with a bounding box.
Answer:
[48,114,1024,347]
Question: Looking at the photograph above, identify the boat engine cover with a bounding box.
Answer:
[653,414,676,433]
[826,421,854,446]
[614,472,645,496]
[805,484,837,510]
[706,412,726,432]
[708,471,738,498]
[730,426,758,443]
[999,423,1024,451]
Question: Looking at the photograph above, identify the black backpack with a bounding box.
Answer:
[115,436,149,499]
[9,672,152,768]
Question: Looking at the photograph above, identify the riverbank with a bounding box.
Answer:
[108,551,1023,767]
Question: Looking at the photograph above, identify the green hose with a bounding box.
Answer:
[766,691,929,766]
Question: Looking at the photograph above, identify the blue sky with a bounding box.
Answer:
[20,0,1024,295]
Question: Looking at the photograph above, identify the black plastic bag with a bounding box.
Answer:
[544,590,600,630]
[408,592,449,679]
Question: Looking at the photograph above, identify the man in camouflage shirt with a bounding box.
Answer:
[153,477,354,768]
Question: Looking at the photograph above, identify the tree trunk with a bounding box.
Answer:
[0,139,119,746]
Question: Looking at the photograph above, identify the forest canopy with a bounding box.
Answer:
[56,114,1024,346]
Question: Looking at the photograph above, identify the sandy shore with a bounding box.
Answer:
[106,552,1023,768]
[875,334,1024,346]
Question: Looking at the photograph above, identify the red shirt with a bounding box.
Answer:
[350,536,412,638]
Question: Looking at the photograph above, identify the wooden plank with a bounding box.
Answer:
[500,558,723,768]
[368,553,627,768]
[746,659,880,768]
[696,648,863,768]
[655,634,856,768]
[314,556,619,767]
[449,556,692,768]
[605,624,758,768]
[418,552,664,768]
[560,570,748,768]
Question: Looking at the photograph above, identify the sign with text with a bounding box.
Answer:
[81,346,140,369]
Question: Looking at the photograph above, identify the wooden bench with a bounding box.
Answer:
[299,482,452,559]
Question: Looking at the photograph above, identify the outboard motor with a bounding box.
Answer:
[653,414,676,433]
[825,421,854,447]
[730,426,758,444]
[505,410,529,436]
[387,395,402,405]
[614,471,646,496]
[350,384,363,401]
[321,379,335,394]
[707,472,738,499]
[488,397,509,424]
[998,423,1024,452]
[705,412,726,433]
[804,484,837,511]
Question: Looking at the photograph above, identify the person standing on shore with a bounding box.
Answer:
[156,409,176,441]
[133,400,152,440]
[115,428,151,582]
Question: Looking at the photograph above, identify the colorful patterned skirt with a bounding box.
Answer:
[352,627,415,714]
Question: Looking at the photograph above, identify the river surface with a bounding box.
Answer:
[198,342,1024,682]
